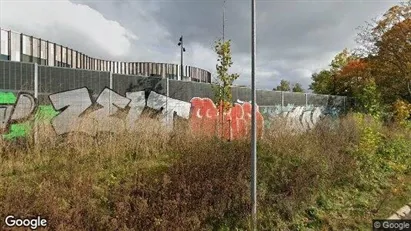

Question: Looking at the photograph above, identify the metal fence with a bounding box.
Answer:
[0,60,347,112]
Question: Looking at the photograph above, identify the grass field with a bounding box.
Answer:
[0,113,410,230]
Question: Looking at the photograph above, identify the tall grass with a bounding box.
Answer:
[0,114,410,230]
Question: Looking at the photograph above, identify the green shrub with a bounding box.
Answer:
[0,114,410,230]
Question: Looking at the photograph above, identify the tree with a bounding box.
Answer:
[292,83,304,93]
[309,49,358,95]
[330,48,358,73]
[274,79,291,91]
[334,58,370,96]
[309,70,333,94]
[213,39,240,111]
[356,1,411,104]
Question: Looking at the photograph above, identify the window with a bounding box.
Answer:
[72,51,77,68]
[11,32,21,61]
[48,42,54,66]
[62,47,67,65]
[33,38,40,58]
[67,49,72,67]
[22,35,30,55]
[0,29,9,56]
[55,45,61,66]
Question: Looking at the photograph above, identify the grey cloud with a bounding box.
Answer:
[3,0,400,91]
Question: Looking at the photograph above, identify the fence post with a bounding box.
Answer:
[34,63,38,145]
[109,72,113,115]
[166,73,169,128]
[281,91,284,111]
[305,93,308,108]
[343,97,346,112]
[34,63,38,98]
[327,95,330,108]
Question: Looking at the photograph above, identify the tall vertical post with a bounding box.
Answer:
[166,69,169,127]
[343,96,346,112]
[251,0,257,230]
[34,63,38,99]
[34,63,38,144]
[180,36,184,81]
[178,36,186,81]
[109,72,113,114]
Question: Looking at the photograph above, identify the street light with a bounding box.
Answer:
[165,36,186,129]
[178,36,186,81]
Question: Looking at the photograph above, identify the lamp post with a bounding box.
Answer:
[251,0,257,230]
[178,36,186,81]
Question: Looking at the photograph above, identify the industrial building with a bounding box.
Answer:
[0,28,212,83]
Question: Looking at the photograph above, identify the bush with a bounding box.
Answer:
[0,114,410,230]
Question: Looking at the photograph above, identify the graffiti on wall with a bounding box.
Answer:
[190,98,264,140]
[48,87,193,136]
[0,88,345,139]
[0,88,264,140]
[260,104,341,132]
[0,92,37,139]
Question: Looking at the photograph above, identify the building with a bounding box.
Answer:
[0,28,212,83]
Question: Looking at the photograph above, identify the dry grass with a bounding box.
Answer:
[0,113,410,230]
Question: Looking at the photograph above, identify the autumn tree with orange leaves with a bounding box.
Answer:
[311,1,411,121]
[356,1,411,105]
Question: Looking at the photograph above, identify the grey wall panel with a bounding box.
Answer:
[21,62,34,91]
[232,87,252,103]
[307,94,330,107]
[168,80,213,102]
[112,74,165,96]
[255,90,282,106]
[0,60,346,114]
[0,62,34,91]
[0,61,5,89]
[283,92,306,106]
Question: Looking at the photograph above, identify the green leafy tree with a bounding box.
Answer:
[310,49,357,95]
[274,79,291,91]
[354,78,384,119]
[213,39,240,111]
[309,70,333,94]
[292,83,304,93]
[330,48,357,73]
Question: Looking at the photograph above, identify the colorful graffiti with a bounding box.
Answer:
[0,92,37,139]
[0,88,265,140]
[0,88,344,139]
[190,98,264,140]
[260,104,341,132]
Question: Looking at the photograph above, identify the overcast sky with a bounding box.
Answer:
[0,0,400,90]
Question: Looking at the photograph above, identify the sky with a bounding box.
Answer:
[0,0,400,91]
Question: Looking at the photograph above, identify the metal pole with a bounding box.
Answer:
[109,72,113,114]
[34,63,38,145]
[166,70,169,126]
[180,36,184,81]
[305,93,308,108]
[251,0,257,229]
[34,63,38,99]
